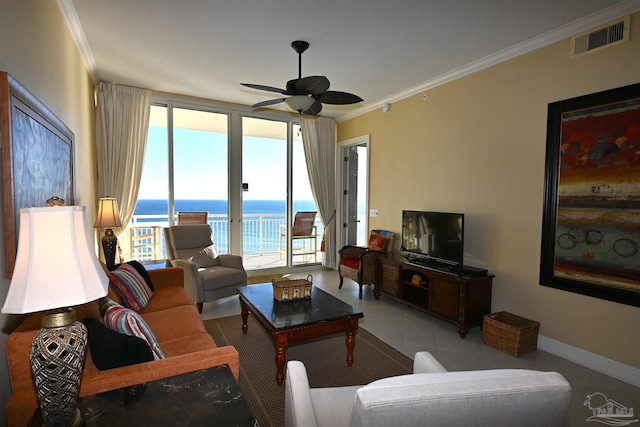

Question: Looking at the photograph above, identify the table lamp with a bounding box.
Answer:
[94,197,122,268]
[2,205,109,426]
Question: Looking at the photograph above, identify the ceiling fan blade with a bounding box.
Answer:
[303,100,323,115]
[285,79,300,94]
[241,83,289,95]
[296,76,330,95]
[251,98,286,109]
[317,91,363,105]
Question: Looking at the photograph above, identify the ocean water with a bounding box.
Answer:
[134,199,317,217]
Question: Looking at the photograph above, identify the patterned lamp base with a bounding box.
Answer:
[31,308,87,427]
[102,229,118,268]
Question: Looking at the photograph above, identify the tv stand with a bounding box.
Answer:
[375,253,493,338]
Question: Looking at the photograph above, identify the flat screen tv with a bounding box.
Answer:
[401,210,464,265]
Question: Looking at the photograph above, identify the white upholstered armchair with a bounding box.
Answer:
[285,351,570,427]
[164,224,247,313]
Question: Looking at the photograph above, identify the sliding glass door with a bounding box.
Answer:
[132,105,229,259]
[129,100,320,270]
[172,108,229,251]
[242,118,287,269]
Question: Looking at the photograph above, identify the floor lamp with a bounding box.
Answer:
[94,197,122,268]
[2,206,109,426]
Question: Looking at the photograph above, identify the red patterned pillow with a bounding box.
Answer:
[108,264,153,311]
[368,234,387,252]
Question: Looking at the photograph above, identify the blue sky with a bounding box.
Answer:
[138,126,314,201]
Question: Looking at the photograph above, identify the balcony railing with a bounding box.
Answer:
[121,213,325,269]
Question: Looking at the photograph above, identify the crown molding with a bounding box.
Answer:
[336,0,640,123]
[57,0,99,83]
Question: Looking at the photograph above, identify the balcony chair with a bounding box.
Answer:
[177,211,208,225]
[338,230,394,299]
[164,224,247,313]
[285,351,571,427]
[279,211,318,263]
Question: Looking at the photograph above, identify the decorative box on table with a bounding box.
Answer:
[482,311,540,357]
[272,275,313,301]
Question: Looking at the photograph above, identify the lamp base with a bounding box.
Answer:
[67,408,85,427]
[102,229,118,268]
[31,308,87,427]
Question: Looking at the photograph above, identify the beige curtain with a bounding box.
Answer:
[95,82,151,237]
[301,116,337,268]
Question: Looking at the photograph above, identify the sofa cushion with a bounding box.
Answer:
[84,318,153,370]
[142,305,207,343]
[159,333,218,357]
[199,266,246,290]
[109,263,154,311]
[311,386,361,427]
[340,256,360,270]
[100,298,165,360]
[141,285,197,313]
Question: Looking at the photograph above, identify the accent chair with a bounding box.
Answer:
[177,211,208,225]
[164,224,247,313]
[338,230,395,299]
[279,211,318,262]
[285,351,571,427]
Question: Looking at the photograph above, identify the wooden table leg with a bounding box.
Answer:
[345,320,358,367]
[241,304,249,335]
[274,335,288,386]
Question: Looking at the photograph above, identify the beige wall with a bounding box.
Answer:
[338,13,640,369]
[0,1,97,424]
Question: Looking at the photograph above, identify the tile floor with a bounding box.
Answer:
[201,268,640,427]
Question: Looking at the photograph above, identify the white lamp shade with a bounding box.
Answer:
[285,95,314,112]
[94,197,122,228]
[2,206,109,314]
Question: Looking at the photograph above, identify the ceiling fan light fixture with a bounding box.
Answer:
[285,95,314,112]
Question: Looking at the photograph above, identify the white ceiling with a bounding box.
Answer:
[60,0,637,120]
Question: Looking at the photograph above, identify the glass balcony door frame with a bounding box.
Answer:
[150,93,303,265]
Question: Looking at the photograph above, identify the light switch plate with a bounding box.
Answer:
[370,209,379,217]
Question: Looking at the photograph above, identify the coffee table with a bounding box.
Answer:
[238,283,364,385]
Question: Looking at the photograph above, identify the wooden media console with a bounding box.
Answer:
[375,253,493,338]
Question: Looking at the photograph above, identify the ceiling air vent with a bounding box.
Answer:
[571,15,630,58]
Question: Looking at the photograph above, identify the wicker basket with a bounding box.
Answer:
[482,311,540,357]
[272,275,313,302]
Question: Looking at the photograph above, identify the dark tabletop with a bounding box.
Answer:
[29,364,258,427]
[238,283,363,331]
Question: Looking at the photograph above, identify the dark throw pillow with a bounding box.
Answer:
[126,260,155,291]
[84,318,154,370]
[100,298,165,360]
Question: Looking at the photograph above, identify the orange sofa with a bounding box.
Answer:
[4,267,239,427]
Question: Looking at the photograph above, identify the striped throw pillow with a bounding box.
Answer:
[100,298,165,360]
[109,263,153,311]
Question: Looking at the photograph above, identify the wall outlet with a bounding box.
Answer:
[370,209,379,217]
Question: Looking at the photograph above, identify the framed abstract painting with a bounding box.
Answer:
[540,83,640,307]
[1,72,75,278]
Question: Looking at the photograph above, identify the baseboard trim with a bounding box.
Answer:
[538,335,640,387]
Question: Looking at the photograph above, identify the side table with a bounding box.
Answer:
[139,259,170,270]
[29,364,259,426]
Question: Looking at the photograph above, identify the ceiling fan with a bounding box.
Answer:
[241,40,363,115]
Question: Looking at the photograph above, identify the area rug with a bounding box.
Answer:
[204,315,413,427]
[246,274,286,285]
